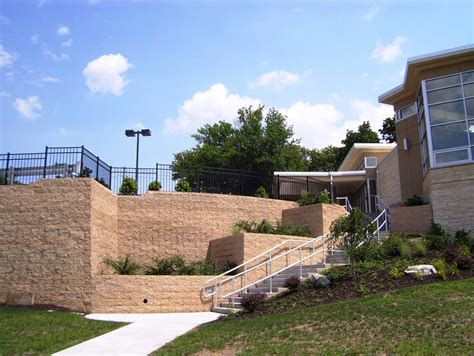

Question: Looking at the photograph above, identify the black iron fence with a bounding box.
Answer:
[0,146,273,196]
[273,175,332,200]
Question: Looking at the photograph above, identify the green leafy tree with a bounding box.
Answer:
[119,177,138,195]
[175,179,192,192]
[339,121,380,164]
[379,116,396,143]
[305,145,341,172]
[329,208,375,281]
[255,186,269,198]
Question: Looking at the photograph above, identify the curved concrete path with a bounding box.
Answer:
[54,312,221,356]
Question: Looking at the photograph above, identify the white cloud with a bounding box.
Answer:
[56,25,70,37]
[0,91,11,98]
[61,39,72,47]
[83,53,132,95]
[40,76,61,83]
[349,99,394,133]
[13,96,42,119]
[249,70,308,89]
[363,6,379,21]
[281,102,345,148]
[0,45,14,67]
[163,83,261,135]
[42,47,69,62]
[371,36,407,63]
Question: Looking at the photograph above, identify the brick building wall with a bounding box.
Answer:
[377,148,402,207]
[424,163,474,234]
[390,205,433,234]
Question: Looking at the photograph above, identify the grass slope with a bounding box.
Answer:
[156,278,474,355]
[0,306,126,354]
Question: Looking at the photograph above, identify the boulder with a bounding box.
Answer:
[404,264,437,276]
[309,273,331,287]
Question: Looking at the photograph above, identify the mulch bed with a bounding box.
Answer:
[226,256,474,320]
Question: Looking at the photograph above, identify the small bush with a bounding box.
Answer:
[283,276,300,292]
[301,278,313,289]
[449,263,459,276]
[382,233,408,256]
[176,179,192,192]
[405,194,426,206]
[414,271,424,281]
[412,240,427,257]
[322,265,352,282]
[352,240,384,261]
[274,221,311,237]
[148,180,162,191]
[145,255,186,275]
[315,190,330,204]
[255,186,269,198]
[297,190,314,206]
[103,254,141,275]
[423,224,451,250]
[399,241,413,259]
[459,245,471,257]
[241,293,265,313]
[389,267,404,279]
[432,258,447,280]
[255,219,274,234]
[119,177,138,195]
[454,230,474,250]
[234,219,310,237]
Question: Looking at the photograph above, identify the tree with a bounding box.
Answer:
[119,177,138,195]
[305,145,341,172]
[338,121,380,164]
[172,105,309,181]
[329,208,375,281]
[379,116,396,143]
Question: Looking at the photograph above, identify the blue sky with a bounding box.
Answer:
[0,0,473,167]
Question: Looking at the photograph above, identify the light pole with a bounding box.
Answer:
[125,129,151,189]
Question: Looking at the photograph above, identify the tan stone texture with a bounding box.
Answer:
[390,205,433,234]
[281,203,346,237]
[117,192,297,265]
[377,148,402,207]
[425,163,474,234]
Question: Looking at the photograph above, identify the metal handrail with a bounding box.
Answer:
[221,246,327,299]
[336,196,352,212]
[205,235,327,303]
[202,237,315,297]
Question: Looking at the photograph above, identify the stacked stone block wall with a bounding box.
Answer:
[390,205,433,234]
[377,148,402,207]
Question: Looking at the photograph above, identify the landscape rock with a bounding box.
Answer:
[404,265,437,276]
[309,273,331,287]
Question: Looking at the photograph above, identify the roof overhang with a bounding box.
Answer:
[274,170,367,183]
[379,44,474,105]
[337,143,396,171]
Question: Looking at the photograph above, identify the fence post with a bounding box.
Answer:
[79,145,84,177]
[155,163,158,183]
[109,165,112,190]
[5,152,10,185]
[43,146,48,178]
[276,175,280,199]
[96,156,99,180]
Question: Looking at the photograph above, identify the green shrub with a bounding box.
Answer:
[176,179,192,192]
[352,240,384,261]
[382,233,408,256]
[322,265,352,282]
[119,177,138,195]
[255,186,269,198]
[315,190,330,204]
[405,194,426,206]
[301,278,313,289]
[432,258,447,280]
[454,230,473,250]
[103,255,141,275]
[412,240,427,257]
[148,180,162,191]
[423,223,451,250]
[449,263,459,276]
[414,271,424,281]
[145,255,185,275]
[241,293,265,313]
[389,267,404,279]
[234,219,310,237]
[297,190,314,206]
[399,241,413,259]
[459,245,471,257]
[283,276,301,292]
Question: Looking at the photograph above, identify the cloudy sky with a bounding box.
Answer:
[0,0,472,167]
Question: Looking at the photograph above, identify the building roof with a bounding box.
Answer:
[337,143,396,171]
[378,44,474,105]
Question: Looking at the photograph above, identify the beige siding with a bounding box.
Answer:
[377,148,402,206]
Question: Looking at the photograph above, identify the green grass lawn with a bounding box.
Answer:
[0,306,126,355]
[156,278,474,355]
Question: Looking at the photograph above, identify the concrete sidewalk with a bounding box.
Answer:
[54,312,221,356]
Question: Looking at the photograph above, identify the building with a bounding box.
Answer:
[379,44,474,233]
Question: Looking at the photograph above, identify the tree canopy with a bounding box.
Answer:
[172,106,384,178]
[379,116,396,143]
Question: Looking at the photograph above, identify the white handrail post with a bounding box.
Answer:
[231,279,235,305]
[299,247,302,278]
[322,234,326,264]
[244,265,247,292]
[311,240,314,265]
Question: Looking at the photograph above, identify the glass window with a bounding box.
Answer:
[431,122,469,151]
[464,83,474,98]
[462,71,474,84]
[427,86,462,104]
[397,103,417,121]
[469,120,474,143]
[429,100,466,125]
[466,98,474,118]
[426,74,461,90]
[435,149,469,164]
[364,157,377,168]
